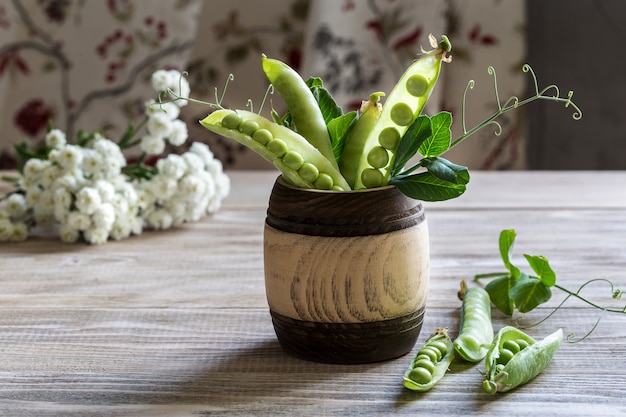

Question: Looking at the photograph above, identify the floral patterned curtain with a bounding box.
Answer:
[0,0,526,171]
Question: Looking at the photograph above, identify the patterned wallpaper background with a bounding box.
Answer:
[0,0,526,170]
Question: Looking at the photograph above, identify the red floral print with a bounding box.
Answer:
[14,99,54,137]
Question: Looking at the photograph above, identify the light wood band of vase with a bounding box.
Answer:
[264,222,430,323]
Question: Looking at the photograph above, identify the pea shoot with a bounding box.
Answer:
[475,229,626,342]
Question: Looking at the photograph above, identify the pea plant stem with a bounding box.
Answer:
[553,280,626,315]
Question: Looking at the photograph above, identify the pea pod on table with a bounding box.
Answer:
[403,327,455,392]
[483,326,563,394]
[453,285,494,362]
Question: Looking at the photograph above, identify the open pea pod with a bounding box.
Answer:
[403,327,455,392]
[344,34,451,190]
[483,326,563,394]
[200,109,351,191]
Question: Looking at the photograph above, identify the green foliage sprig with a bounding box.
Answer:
[475,229,625,342]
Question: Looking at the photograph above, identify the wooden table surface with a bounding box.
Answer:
[1,171,625,417]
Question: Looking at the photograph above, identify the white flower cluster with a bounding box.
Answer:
[140,69,191,155]
[0,71,230,244]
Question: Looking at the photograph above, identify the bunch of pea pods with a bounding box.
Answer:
[402,285,563,394]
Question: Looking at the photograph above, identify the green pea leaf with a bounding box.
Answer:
[420,156,469,185]
[523,254,557,287]
[392,115,432,177]
[390,171,466,201]
[509,273,553,313]
[499,229,521,279]
[306,77,343,125]
[327,111,358,162]
[418,111,452,157]
[484,273,516,316]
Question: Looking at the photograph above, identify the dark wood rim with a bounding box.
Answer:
[265,176,425,237]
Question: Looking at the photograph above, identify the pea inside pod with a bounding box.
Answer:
[403,327,455,392]
[200,109,351,191]
[483,326,563,394]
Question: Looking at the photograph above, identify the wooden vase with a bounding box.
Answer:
[263,177,430,364]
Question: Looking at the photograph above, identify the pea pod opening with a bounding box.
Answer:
[403,327,455,392]
[200,109,350,191]
[483,326,563,394]
[350,34,452,190]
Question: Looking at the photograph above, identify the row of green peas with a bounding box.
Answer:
[201,109,350,191]
[402,328,455,392]
[403,284,562,394]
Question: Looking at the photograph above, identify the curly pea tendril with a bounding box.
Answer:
[516,278,625,343]
[451,63,583,149]
[157,72,274,116]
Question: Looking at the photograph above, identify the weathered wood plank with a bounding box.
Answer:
[0,171,625,416]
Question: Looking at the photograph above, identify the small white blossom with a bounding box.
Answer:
[145,99,180,120]
[75,187,102,215]
[0,219,13,241]
[39,165,62,188]
[147,112,173,138]
[94,180,116,203]
[25,186,43,207]
[67,211,92,231]
[183,152,204,174]
[81,149,103,176]
[167,119,188,146]
[57,145,84,170]
[146,208,173,230]
[164,199,186,226]
[59,224,80,243]
[5,193,28,217]
[23,158,51,181]
[45,129,67,148]
[10,222,28,241]
[179,174,207,202]
[109,218,132,241]
[84,227,109,245]
[156,154,186,180]
[151,69,172,92]
[92,203,116,230]
[52,171,83,193]
[53,187,72,222]
[190,142,214,164]
[147,174,177,200]
[140,134,166,156]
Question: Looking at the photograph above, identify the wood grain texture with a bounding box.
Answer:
[0,170,625,416]
[264,223,429,322]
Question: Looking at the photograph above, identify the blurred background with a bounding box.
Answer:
[0,0,623,170]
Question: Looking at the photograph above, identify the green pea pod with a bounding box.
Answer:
[352,35,451,189]
[453,286,494,362]
[200,109,351,191]
[403,327,454,392]
[262,56,338,170]
[483,326,563,394]
[338,92,384,188]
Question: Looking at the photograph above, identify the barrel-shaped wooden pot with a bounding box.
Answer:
[264,177,429,363]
